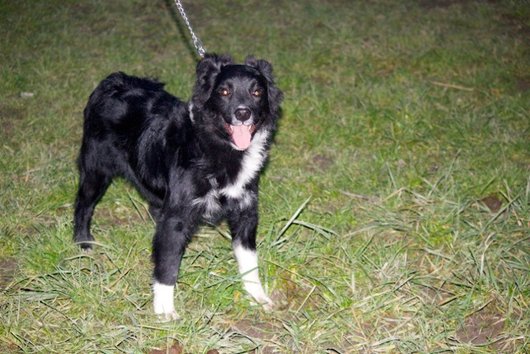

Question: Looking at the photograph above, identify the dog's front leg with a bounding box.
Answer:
[151,208,197,321]
[227,200,273,311]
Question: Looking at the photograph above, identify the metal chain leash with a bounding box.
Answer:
[174,0,206,58]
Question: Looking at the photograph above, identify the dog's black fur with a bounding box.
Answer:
[74,54,282,302]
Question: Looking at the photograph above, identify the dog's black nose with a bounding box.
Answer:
[234,108,251,122]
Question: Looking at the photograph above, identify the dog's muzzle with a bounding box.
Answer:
[224,106,256,150]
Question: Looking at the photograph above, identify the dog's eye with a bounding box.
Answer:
[219,88,231,97]
[251,89,263,98]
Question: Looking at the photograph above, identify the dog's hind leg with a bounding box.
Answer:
[73,169,111,250]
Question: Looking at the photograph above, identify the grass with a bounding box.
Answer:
[1,0,529,352]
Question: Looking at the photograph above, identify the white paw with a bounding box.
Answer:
[259,295,274,312]
[246,287,274,311]
[156,310,180,323]
[153,282,179,322]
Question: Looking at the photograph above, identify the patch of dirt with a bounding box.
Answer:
[307,154,334,173]
[149,342,183,354]
[0,342,21,353]
[501,14,530,38]
[232,319,280,354]
[0,257,18,289]
[149,341,219,354]
[515,77,530,92]
[480,194,502,213]
[0,103,24,138]
[455,301,518,352]
[418,0,473,9]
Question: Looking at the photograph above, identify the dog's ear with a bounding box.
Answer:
[245,56,283,118]
[192,53,233,106]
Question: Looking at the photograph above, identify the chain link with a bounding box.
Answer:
[174,0,206,58]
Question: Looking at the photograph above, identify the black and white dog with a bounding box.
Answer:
[73,54,283,320]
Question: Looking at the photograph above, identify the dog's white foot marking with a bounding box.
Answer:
[153,282,179,322]
[233,243,274,310]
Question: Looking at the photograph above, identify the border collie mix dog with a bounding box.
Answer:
[74,54,283,321]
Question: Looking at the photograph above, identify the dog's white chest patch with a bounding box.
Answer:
[192,130,269,215]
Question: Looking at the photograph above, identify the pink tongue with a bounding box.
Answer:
[231,125,251,150]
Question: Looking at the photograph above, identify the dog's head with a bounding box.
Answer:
[191,54,283,151]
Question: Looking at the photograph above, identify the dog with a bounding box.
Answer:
[73,54,283,321]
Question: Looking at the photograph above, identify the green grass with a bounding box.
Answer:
[1,0,529,352]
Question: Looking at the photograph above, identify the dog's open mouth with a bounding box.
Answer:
[225,123,256,150]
